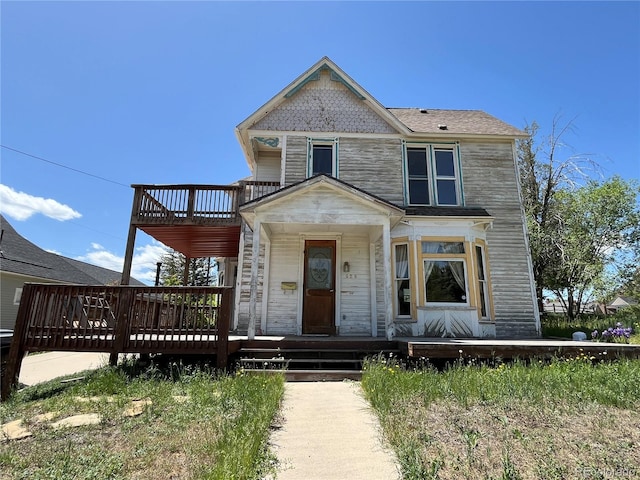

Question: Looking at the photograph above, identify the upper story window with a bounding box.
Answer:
[308,138,338,177]
[405,144,462,206]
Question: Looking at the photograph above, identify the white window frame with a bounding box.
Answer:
[307,138,338,178]
[404,143,462,206]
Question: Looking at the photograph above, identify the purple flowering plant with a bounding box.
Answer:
[591,322,633,343]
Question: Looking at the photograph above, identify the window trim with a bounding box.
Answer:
[420,238,470,306]
[403,142,462,206]
[307,138,338,178]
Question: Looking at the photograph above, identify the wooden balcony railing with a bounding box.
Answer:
[2,284,233,400]
[131,181,281,226]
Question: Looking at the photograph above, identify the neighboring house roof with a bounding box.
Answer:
[388,108,527,137]
[0,215,143,285]
[609,295,639,307]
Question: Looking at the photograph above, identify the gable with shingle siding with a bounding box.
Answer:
[252,68,397,134]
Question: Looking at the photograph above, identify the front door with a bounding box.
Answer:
[302,240,336,335]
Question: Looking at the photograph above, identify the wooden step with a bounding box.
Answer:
[242,368,363,382]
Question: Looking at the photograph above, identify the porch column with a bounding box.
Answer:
[248,219,261,340]
[382,221,393,340]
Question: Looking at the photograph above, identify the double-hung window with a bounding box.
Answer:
[422,241,468,304]
[405,144,461,206]
[308,139,338,177]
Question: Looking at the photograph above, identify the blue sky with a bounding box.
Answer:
[1,1,639,284]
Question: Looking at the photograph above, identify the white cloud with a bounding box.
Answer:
[75,241,169,285]
[0,184,82,221]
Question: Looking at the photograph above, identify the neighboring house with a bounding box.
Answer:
[124,57,540,340]
[608,295,639,314]
[0,214,143,330]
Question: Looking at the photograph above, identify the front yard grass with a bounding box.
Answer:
[362,355,640,480]
[0,359,284,480]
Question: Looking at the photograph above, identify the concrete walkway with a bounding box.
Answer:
[18,351,109,386]
[269,382,400,480]
[15,354,400,479]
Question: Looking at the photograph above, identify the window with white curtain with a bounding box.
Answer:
[422,241,468,304]
[394,244,411,316]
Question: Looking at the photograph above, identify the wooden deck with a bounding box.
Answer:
[228,335,640,361]
[129,182,280,258]
[2,283,232,400]
[3,285,639,398]
[398,338,640,361]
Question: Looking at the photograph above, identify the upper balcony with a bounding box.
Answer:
[129,181,280,258]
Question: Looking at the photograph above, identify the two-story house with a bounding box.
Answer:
[121,57,540,341]
[213,57,539,340]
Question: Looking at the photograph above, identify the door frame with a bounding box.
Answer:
[297,234,342,335]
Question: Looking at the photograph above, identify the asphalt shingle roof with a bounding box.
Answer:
[388,108,526,137]
[0,215,143,285]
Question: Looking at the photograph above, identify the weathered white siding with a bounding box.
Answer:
[236,225,265,334]
[460,141,538,337]
[265,234,300,335]
[284,136,307,186]
[338,137,404,205]
[339,234,372,335]
[252,69,396,134]
[258,184,393,226]
[255,153,281,182]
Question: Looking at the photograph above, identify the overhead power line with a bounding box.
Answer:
[1,145,130,188]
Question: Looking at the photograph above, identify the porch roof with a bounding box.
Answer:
[238,174,405,234]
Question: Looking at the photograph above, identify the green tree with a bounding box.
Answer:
[158,250,217,286]
[543,177,640,320]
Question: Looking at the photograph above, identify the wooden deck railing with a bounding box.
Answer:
[131,181,281,225]
[1,284,233,400]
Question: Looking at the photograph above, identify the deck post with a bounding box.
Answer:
[183,257,191,286]
[1,284,33,400]
[121,186,142,285]
[110,288,133,366]
[248,219,261,340]
[216,288,231,370]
